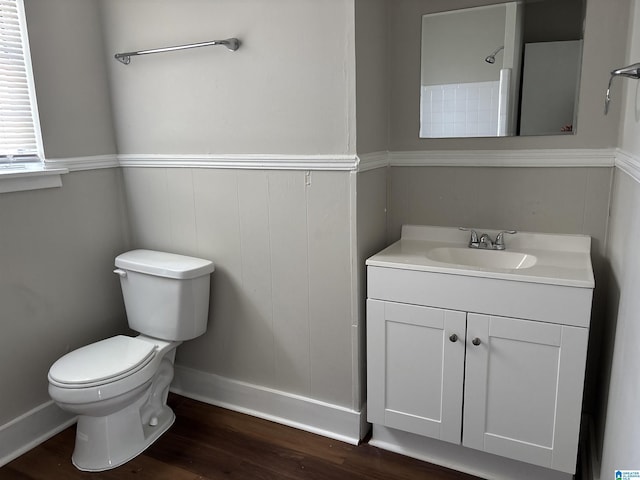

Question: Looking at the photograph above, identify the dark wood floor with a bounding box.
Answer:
[1,394,482,480]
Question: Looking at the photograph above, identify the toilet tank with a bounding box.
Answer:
[114,250,215,341]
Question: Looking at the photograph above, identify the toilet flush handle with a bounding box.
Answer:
[113,269,127,278]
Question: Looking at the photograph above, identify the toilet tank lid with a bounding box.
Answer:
[115,250,215,279]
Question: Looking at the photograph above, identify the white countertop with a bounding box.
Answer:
[366,225,595,288]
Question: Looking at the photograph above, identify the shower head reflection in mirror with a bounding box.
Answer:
[485,45,504,64]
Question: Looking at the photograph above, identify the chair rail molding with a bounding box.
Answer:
[390,148,616,168]
[615,148,640,184]
[357,151,390,171]
[43,154,119,171]
[14,149,628,173]
[117,153,359,171]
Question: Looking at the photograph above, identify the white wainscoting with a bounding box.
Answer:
[2,147,632,467]
[171,365,367,445]
[0,401,75,467]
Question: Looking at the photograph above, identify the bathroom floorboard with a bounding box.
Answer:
[1,394,481,480]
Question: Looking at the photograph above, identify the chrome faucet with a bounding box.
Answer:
[460,227,517,250]
[459,227,480,248]
[479,233,494,249]
[494,230,517,250]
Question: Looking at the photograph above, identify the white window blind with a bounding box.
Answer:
[0,0,41,164]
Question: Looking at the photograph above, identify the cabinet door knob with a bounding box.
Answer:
[449,333,458,342]
[472,337,482,346]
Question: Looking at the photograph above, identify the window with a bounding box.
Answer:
[0,0,42,168]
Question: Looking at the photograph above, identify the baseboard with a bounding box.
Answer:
[0,401,76,467]
[171,365,366,445]
[370,425,573,480]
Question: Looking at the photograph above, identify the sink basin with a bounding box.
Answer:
[426,247,537,270]
[366,225,594,288]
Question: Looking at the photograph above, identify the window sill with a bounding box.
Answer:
[0,165,68,193]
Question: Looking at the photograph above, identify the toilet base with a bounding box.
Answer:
[71,391,175,472]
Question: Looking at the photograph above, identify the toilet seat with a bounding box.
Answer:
[48,336,178,407]
[48,335,157,388]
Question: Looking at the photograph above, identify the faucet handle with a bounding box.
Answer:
[495,230,517,249]
[459,227,479,246]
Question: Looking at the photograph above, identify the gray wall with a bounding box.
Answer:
[99,0,357,155]
[0,0,129,426]
[355,0,389,154]
[596,0,640,475]
[355,167,388,407]
[385,0,627,425]
[383,0,640,474]
[386,165,613,415]
[121,168,356,408]
[0,169,130,426]
[4,7,638,478]
[387,166,611,252]
[98,0,362,410]
[598,170,640,476]
[389,0,630,150]
[24,0,116,158]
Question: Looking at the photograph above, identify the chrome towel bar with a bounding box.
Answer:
[114,37,240,65]
[604,62,640,114]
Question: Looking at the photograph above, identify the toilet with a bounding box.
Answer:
[47,249,215,472]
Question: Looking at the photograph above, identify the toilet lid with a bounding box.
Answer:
[48,335,157,386]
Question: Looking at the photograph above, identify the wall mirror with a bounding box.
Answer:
[419,0,585,138]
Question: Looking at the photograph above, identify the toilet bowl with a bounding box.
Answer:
[47,250,214,471]
[48,335,180,471]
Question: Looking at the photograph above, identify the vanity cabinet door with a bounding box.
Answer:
[462,314,588,473]
[367,299,466,444]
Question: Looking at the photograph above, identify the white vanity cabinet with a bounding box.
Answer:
[367,297,589,473]
[463,313,588,471]
[366,226,594,479]
[367,301,466,444]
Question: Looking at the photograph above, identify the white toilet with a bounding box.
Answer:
[47,249,215,472]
